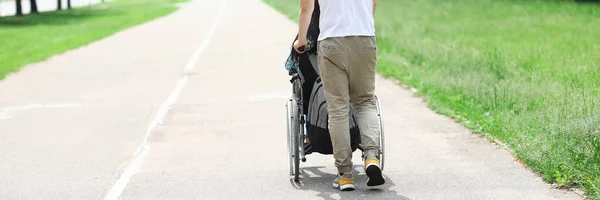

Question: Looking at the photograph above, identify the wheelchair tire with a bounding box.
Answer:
[286,100,293,176]
[288,98,301,182]
[375,95,385,171]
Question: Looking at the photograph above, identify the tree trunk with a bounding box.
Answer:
[57,0,62,10]
[67,0,71,9]
[30,0,38,14]
[16,0,23,16]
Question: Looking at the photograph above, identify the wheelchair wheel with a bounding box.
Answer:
[287,98,301,181]
[375,95,385,171]
[286,99,293,176]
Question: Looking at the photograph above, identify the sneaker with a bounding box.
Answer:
[332,173,355,191]
[365,158,385,186]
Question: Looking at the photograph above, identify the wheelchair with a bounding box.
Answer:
[285,52,386,182]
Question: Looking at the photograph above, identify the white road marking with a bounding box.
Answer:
[102,1,227,199]
[0,112,12,120]
[0,103,83,120]
[0,103,82,111]
[248,93,290,102]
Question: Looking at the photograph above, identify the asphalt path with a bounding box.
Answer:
[0,0,583,199]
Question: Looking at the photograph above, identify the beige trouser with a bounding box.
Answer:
[317,36,380,174]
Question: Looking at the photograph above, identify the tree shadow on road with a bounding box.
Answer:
[290,166,411,200]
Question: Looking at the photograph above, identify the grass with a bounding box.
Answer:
[264,0,600,198]
[0,0,189,80]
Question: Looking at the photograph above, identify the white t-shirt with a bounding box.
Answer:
[317,0,376,41]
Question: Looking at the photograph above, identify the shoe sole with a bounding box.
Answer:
[366,165,385,187]
[332,183,355,191]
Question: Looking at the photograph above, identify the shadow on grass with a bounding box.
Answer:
[0,0,190,27]
[290,166,411,200]
[511,0,600,5]
[573,0,600,3]
[0,8,124,27]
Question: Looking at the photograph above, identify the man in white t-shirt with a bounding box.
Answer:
[294,0,384,191]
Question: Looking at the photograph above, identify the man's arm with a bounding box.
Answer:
[294,0,314,53]
[373,0,377,17]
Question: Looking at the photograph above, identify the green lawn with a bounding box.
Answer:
[0,0,188,80]
[264,0,600,198]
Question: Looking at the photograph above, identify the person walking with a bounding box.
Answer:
[294,0,384,191]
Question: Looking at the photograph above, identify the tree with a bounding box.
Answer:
[15,0,23,16]
[30,0,39,14]
[67,0,71,9]
[57,0,62,10]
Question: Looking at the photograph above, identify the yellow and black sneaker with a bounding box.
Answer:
[365,158,385,187]
[332,173,355,191]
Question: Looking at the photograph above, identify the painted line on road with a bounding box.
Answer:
[0,103,83,111]
[0,112,12,120]
[248,93,290,102]
[103,1,227,199]
[0,103,83,120]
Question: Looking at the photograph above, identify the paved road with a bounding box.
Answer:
[0,0,584,199]
[0,0,103,16]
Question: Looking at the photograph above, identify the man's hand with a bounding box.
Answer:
[294,39,307,53]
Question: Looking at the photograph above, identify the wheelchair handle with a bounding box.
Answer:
[298,46,306,52]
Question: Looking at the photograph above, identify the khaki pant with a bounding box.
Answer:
[317,36,380,174]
